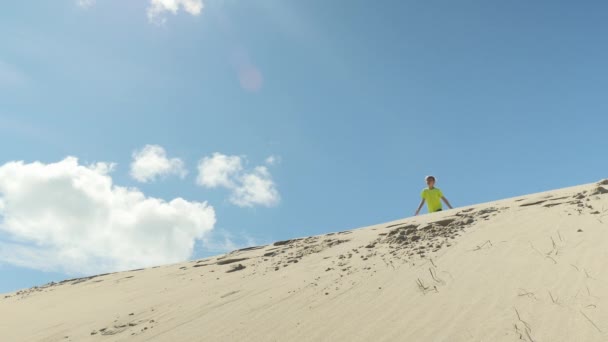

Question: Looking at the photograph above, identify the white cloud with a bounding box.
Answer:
[231,166,280,207]
[197,153,280,207]
[196,153,243,188]
[265,155,280,165]
[147,0,204,24]
[233,168,280,208]
[130,144,187,183]
[0,157,215,275]
[76,0,95,8]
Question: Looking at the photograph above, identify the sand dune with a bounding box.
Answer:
[2,180,608,341]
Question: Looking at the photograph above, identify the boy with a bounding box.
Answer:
[415,175,453,215]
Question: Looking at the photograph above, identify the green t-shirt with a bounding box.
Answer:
[421,187,443,212]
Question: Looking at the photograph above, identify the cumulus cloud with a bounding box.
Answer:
[147,0,204,24]
[196,153,242,188]
[0,157,215,275]
[197,153,280,208]
[130,144,187,183]
[230,166,280,207]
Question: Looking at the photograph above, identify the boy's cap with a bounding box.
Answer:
[425,175,436,181]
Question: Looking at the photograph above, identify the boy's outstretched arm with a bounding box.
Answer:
[441,196,453,209]
[415,199,425,216]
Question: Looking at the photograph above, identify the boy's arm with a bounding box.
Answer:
[415,199,425,216]
[441,196,453,209]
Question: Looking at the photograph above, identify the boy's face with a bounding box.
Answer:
[426,179,435,187]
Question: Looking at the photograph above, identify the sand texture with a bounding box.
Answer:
[2,180,608,341]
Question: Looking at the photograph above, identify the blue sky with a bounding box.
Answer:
[1,0,607,293]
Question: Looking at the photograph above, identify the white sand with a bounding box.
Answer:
[2,180,608,341]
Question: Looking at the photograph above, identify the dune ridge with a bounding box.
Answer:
[2,180,608,341]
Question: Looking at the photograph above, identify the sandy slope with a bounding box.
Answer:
[2,180,608,342]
